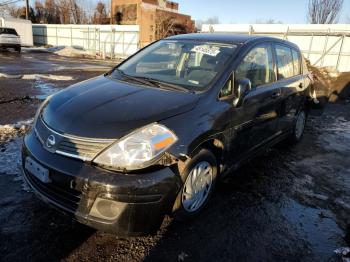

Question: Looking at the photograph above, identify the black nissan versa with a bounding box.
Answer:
[22,34,314,236]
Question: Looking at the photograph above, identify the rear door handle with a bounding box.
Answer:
[271,92,281,99]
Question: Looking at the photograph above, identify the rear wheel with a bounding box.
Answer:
[289,109,307,144]
[172,148,218,221]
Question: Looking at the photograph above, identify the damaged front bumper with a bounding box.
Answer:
[22,130,182,236]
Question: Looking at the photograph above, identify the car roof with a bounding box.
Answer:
[166,33,298,48]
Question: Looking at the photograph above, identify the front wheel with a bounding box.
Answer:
[172,148,218,221]
[16,46,21,53]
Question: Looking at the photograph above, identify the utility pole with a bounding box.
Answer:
[110,0,113,24]
[25,0,29,20]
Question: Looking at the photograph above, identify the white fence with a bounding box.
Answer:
[202,24,350,72]
[32,24,139,58]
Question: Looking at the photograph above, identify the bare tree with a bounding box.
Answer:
[0,4,11,16]
[92,1,108,24]
[34,1,45,23]
[43,0,60,24]
[155,11,176,40]
[196,16,220,31]
[155,11,194,40]
[54,0,87,24]
[255,18,283,24]
[5,5,30,19]
[3,0,102,24]
[308,0,344,24]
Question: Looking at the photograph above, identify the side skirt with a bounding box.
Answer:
[220,129,292,180]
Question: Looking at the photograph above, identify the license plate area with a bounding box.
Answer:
[25,157,51,183]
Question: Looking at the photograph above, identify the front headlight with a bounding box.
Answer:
[93,123,178,171]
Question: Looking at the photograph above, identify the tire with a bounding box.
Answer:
[172,148,218,221]
[288,109,307,144]
[16,46,21,53]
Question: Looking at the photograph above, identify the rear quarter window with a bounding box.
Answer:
[0,28,18,35]
[292,49,301,75]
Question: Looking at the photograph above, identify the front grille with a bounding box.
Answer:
[56,137,111,161]
[34,116,114,161]
[24,168,82,211]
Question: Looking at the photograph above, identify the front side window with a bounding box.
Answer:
[114,40,237,91]
[276,45,294,79]
[235,44,274,89]
[219,76,233,98]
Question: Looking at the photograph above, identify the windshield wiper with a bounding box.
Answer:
[130,76,192,93]
[112,69,193,93]
[113,69,151,86]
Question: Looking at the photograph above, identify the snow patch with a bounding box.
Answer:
[34,80,60,100]
[0,138,31,192]
[22,74,74,81]
[0,73,74,81]
[49,46,93,58]
[334,247,350,262]
[0,119,33,143]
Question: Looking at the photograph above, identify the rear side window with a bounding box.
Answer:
[0,28,18,35]
[292,49,301,75]
[236,44,274,89]
[275,45,294,79]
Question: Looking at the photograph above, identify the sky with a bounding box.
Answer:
[174,0,350,24]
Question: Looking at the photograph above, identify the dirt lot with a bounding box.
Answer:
[1,50,350,262]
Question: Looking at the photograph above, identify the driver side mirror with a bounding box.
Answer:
[233,78,251,107]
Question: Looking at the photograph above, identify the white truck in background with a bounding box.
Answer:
[0,17,33,47]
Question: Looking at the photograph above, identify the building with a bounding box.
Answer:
[111,0,195,47]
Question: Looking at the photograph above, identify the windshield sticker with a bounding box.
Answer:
[191,45,220,57]
[188,80,199,85]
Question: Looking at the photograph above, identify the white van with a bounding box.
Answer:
[0,27,21,53]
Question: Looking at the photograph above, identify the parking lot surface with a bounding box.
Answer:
[0,50,350,262]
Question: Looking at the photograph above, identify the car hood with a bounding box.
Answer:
[41,75,199,139]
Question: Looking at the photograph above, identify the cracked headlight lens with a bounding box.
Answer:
[93,123,178,171]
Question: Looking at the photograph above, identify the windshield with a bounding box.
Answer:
[0,28,18,35]
[112,40,237,92]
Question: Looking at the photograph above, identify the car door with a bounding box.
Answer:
[233,43,281,156]
[273,44,306,132]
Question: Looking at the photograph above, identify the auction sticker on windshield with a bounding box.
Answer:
[191,45,221,57]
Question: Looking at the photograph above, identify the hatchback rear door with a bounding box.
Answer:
[273,44,306,132]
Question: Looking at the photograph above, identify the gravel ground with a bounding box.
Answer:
[0,50,350,262]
